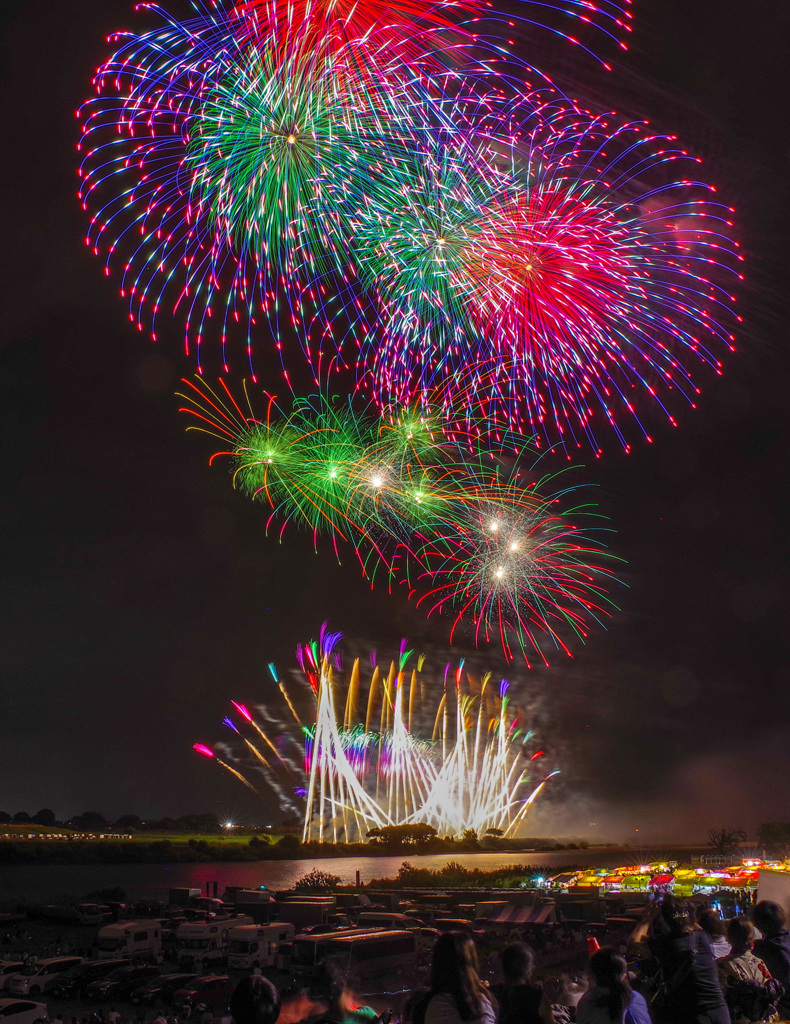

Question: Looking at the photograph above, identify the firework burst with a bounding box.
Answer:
[179,376,620,659]
[194,628,560,840]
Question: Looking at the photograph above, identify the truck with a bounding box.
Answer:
[175,916,254,972]
[169,888,201,909]
[757,868,790,916]
[274,898,335,931]
[226,922,295,971]
[96,920,162,961]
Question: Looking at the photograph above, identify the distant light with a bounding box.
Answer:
[329,469,337,478]
[436,237,446,246]
[509,542,519,551]
[287,134,296,144]
[490,521,499,532]
[494,567,504,578]
[225,822,234,828]
[371,474,384,488]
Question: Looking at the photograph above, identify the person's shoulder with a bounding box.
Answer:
[575,987,599,1020]
[625,990,652,1024]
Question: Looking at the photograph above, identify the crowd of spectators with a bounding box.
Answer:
[5,898,790,1024]
[230,897,790,1024]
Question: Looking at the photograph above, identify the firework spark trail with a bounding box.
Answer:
[195,630,557,839]
[179,377,620,659]
[192,743,260,792]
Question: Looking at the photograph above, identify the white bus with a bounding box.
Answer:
[290,929,417,983]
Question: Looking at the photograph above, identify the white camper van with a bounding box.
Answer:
[226,923,295,971]
[176,916,253,972]
[96,921,162,961]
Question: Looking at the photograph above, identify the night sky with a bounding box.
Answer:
[1,0,788,842]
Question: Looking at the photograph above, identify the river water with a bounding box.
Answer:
[0,847,683,903]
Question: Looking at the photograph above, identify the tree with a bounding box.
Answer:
[366,823,437,845]
[277,833,302,852]
[757,822,790,855]
[462,829,479,845]
[484,828,504,837]
[0,811,12,824]
[116,815,143,829]
[69,811,108,830]
[32,809,56,826]
[12,811,31,823]
[707,826,747,855]
[293,868,341,892]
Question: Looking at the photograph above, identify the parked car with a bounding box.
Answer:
[85,965,160,1001]
[0,967,24,993]
[51,961,131,999]
[130,974,197,1005]
[7,960,83,997]
[172,976,233,1011]
[0,999,48,1024]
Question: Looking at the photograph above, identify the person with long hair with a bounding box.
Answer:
[492,943,542,1024]
[576,949,652,1024]
[419,932,496,1024]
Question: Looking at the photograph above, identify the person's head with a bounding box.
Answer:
[430,932,487,1022]
[500,942,535,984]
[589,949,628,988]
[697,908,725,938]
[727,915,754,951]
[660,894,692,936]
[753,901,787,939]
[230,976,281,1024]
[588,949,631,1020]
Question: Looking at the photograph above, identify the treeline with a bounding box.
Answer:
[369,859,563,889]
[0,832,581,866]
[0,811,227,833]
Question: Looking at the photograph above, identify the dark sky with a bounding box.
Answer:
[1,0,788,841]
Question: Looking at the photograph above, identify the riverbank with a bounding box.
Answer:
[0,846,716,905]
[0,835,604,865]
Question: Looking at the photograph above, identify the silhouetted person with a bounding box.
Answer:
[230,977,281,1024]
[492,943,542,1024]
[648,895,730,1024]
[576,949,651,1024]
[697,909,731,959]
[752,901,790,1020]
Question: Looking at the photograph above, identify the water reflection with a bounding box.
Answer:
[0,847,661,903]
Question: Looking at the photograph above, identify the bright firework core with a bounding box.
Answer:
[196,629,557,843]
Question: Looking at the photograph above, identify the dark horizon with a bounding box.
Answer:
[1,0,788,845]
